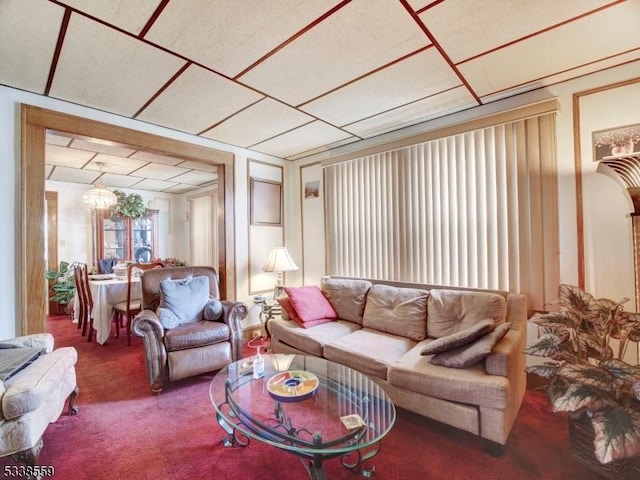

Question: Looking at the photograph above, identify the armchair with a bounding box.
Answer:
[0,334,78,472]
[132,266,247,393]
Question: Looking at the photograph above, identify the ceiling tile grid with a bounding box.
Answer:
[50,13,187,116]
[1,0,639,179]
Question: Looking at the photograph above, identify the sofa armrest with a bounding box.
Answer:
[220,300,248,361]
[485,328,526,379]
[132,310,167,391]
[0,334,54,354]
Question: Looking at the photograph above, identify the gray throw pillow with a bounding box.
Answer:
[429,322,512,368]
[420,319,495,355]
[203,299,223,321]
[158,276,210,328]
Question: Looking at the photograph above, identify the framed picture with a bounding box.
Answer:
[592,123,640,161]
[304,181,320,199]
[250,177,282,226]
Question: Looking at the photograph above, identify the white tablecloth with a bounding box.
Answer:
[74,278,141,345]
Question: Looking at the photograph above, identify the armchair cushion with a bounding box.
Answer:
[164,321,231,351]
[0,346,45,382]
[158,275,210,328]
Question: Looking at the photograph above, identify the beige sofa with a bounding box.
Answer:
[0,334,78,470]
[269,277,528,451]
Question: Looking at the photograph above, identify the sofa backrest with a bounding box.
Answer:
[329,276,529,334]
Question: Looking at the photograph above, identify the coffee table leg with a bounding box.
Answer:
[216,410,249,448]
[340,440,381,478]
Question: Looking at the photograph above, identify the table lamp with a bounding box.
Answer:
[262,247,298,298]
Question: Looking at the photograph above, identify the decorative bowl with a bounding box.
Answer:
[266,370,319,402]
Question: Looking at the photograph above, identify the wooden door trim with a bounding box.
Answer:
[21,105,235,334]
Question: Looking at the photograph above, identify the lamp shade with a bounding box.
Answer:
[83,184,118,210]
[262,247,298,273]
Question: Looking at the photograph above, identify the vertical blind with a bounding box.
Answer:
[324,113,558,310]
[189,193,218,268]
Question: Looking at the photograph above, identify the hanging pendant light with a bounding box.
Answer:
[83,162,117,210]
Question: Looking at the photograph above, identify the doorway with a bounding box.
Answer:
[21,105,236,335]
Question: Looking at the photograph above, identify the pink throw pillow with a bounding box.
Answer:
[277,297,301,323]
[284,286,337,325]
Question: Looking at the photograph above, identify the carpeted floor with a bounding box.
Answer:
[0,316,611,479]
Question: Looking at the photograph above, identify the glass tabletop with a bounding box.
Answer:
[209,354,396,457]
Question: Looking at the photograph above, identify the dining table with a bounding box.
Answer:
[74,275,141,345]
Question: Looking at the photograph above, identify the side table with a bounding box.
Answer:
[253,298,282,339]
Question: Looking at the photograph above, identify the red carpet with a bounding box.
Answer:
[1,316,607,479]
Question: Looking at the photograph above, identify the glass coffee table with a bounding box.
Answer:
[209,354,396,480]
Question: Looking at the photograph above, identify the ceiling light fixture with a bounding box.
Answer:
[83,162,117,210]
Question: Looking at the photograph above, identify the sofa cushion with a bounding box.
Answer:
[2,346,78,420]
[159,275,210,327]
[420,319,495,355]
[324,328,415,381]
[388,342,510,409]
[269,318,360,357]
[164,320,230,351]
[430,322,512,368]
[362,284,429,341]
[321,277,372,325]
[285,286,337,324]
[427,289,506,339]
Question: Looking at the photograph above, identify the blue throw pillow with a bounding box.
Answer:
[158,276,210,328]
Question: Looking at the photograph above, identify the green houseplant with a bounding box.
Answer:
[45,261,76,306]
[111,190,147,219]
[526,284,640,476]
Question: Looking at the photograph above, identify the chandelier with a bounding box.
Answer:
[83,162,117,209]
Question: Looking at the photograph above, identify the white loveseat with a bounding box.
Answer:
[268,277,528,451]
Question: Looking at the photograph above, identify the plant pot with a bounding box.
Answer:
[568,411,637,479]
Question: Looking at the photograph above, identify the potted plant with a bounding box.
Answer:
[526,284,640,478]
[111,190,147,219]
[45,261,77,313]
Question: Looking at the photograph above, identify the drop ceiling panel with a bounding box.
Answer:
[480,49,640,104]
[46,133,72,147]
[346,86,477,138]
[251,121,352,158]
[136,64,263,133]
[145,0,343,77]
[420,0,611,62]
[170,170,218,185]
[88,155,147,175]
[178,160,218,173]
[134,163,191,180]
[69,138,137,157]
[100,173,144,189]
[49,165,101,184]
[459,1,640,97]
[58,0,163,35]
[301,48,461,127]
[0,0,64,92]
[129,150,182,166]
[165,184,196,194]
[45,144,95,168]
[201,98,313,147]
[50,13,186,116]
[132,178,179,192]
[239,0,430,106]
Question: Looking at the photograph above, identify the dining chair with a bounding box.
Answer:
[75,263,95,341]
[112,261,164,346]
[72,263,85,332]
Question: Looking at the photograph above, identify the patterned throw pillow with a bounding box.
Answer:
[420,319,495,355]
[429,322,512,368]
